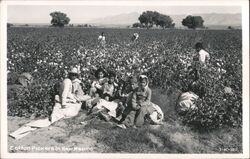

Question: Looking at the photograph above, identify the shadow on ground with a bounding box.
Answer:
[7,88,242,153]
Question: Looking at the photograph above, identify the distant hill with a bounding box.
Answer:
[88,12,241,28]
[89,12,140,26]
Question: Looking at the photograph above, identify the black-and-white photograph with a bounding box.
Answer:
[0,0,249,158]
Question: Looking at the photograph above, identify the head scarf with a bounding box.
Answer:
[139,75,149,90]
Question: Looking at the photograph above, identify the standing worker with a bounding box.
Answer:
[195,42,210,66]
[98,32,106,48]
[131,33,139,42]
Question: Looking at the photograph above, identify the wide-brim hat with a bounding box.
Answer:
[69,67,79,75]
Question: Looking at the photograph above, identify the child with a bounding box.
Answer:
[102,72,117,101]
[117,75,155,128]
[86,68,108,113]
[89,68,108,98]
[116,76,138,119]
[97,76,138,122]
[132,75,156,127]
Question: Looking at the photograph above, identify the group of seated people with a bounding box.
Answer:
[10,42,230,140]
[9,66,165,139]
[10,42,213,139]
[62,66,164,129]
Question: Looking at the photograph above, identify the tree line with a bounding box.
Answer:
[49,11,205,29]
[7,11,205,29]
[134,11,204,29]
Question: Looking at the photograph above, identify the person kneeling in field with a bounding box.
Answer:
[117,75,164,129]
[9,67,91,139]
[176,66,205,115]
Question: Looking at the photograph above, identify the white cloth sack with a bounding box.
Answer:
[26,118,52,128]
[95,99,118,117]
[177,91,199,112]
[149,103,164,124]
[9,126,37,140]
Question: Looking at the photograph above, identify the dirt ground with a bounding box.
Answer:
[7,89,242,153]
[8,111,110,153]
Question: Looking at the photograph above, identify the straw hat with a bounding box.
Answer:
[69,67,79,74]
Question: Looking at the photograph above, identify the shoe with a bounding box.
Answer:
[99,112,111,121]
[116,124,126,129]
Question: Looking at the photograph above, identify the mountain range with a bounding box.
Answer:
[88,12,241,27]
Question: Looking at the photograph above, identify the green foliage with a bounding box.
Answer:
[182,15,204,29]
[50,11,70,27]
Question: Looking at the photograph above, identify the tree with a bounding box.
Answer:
[7,23,14,28]
[182,15,204,29]
[132,22,144,28]
[50,11,70,27]
[138,11,158,28]
[155,14,174,29]
[138,11,174,29]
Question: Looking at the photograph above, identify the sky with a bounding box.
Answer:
[7,5,241,24]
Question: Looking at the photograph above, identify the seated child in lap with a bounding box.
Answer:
[102,72,117,101]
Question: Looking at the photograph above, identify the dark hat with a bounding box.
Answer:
[129,76,138,84]
[94,67,106,78]
[195,42,203,49]
[108,71,116,78]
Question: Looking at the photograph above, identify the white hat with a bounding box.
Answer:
[69,67,79,74]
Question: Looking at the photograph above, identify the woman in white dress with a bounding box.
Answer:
[9,67,91,139]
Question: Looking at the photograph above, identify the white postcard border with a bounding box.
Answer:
[1,0,249,159]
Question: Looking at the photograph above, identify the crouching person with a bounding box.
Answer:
[176,81,205,115]
[176,91,199,115]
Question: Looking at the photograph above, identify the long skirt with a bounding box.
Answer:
[9,102,81,139]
